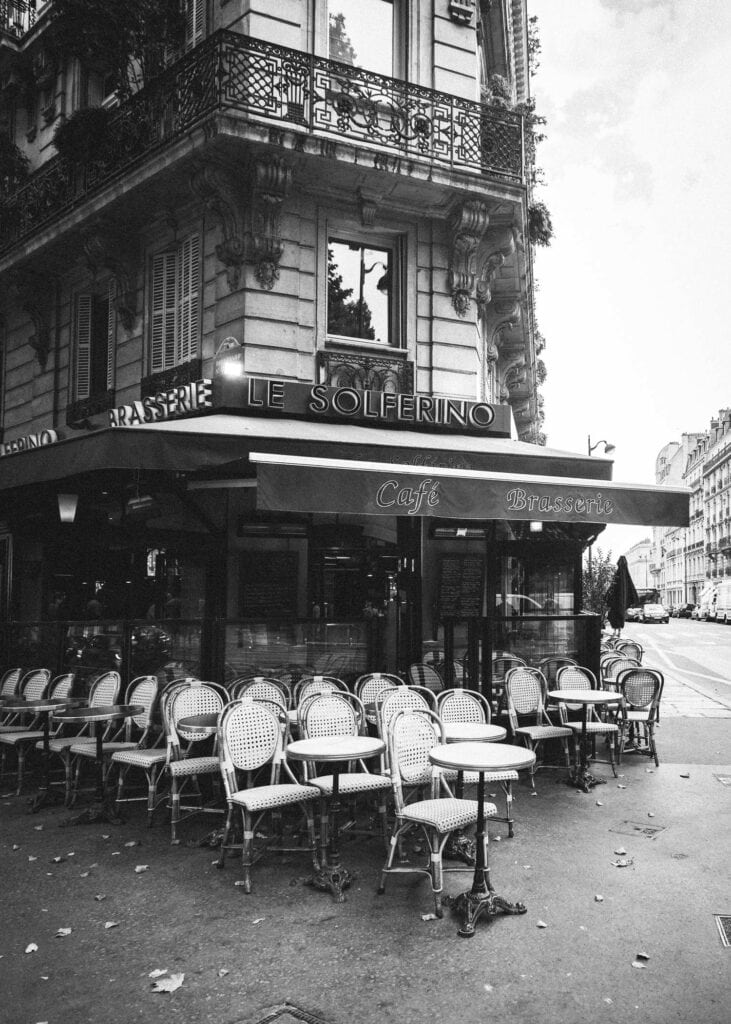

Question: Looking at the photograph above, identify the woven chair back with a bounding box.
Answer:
[89,671,122,707]
[378,686,431,740]
[354,672,404,706]
[388,709,444,810]
[537,655,579,686]
[124,676,159,729]
[301,691,364,739]
[19,669,52,702]
[437,688,490,725]
[294,675,348,706]
[48,673,75,699]
[604,657,641,685]
[219,700,283,780]
[231,678,288,711]
[504,667,548,719]
[0,668,22,696]
[169,682,227,747]
[615,641,643,661]
[555,665,597,690]
[618,669,663,713]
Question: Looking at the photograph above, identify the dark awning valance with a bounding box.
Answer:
[251,453,690,528]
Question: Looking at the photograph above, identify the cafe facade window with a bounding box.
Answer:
[326,0,405,79]
[72,283,115,402]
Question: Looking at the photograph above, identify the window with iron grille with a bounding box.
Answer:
[149,234,201,373]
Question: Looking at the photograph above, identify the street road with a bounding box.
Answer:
[621,617,731,718]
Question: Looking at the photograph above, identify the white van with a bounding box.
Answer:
[714,581,731,624]
[697,583,718,622]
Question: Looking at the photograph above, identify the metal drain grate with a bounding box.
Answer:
[609,820,667,839]
[714,916,731,947]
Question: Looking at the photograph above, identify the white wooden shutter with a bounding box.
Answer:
[184,0,206,51]
[177,234,200,364]
[106,279,116,390]
[74,294,92,400]
[151,251,177,372]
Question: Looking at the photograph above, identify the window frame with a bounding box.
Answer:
[317,209,414,354]
[72,282,116,403]
[319,0,407,80]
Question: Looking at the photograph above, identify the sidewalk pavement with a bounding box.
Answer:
[1,695,729,1024]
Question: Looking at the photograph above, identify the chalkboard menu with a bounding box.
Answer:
[438,555,485,618]
[239,552,299,616]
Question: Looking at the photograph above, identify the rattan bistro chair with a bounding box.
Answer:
[614,640,643,662]
[504,667,572,792]
[437,688,519,837]
[39,670,121,805]
[554,665,619,777]
[617,668,664,767]
[354,673,404,728]
[407,662,445,694]
[377,708,492,919]
[0,669,53,793]
[216,700,319,893]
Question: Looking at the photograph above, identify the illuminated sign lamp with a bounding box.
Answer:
[213,336,245,380]
[529,521,543,533]
[57,493,78,524]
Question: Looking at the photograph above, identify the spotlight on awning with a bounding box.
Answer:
[57,493,78,524]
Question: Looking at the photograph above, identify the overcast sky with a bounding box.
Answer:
[528,0,731,558]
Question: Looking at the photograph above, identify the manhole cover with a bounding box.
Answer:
[714,916,731,947]
[714,774,731,787]
[609,820,667,839]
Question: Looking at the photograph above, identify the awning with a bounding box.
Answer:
[0,413,614,492]
[251,452,690,527]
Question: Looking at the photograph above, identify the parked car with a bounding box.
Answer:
[625,606,642,622]
[640,603,670,624]
[675,603,696,619]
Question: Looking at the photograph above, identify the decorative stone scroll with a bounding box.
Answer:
[189,162,246,291]
[6,269,53,370]
[249,155,293,290]
[475,227,516,314]
[448,200,490,317]
[82,230,138,330]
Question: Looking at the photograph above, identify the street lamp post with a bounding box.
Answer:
[586,436,616,579]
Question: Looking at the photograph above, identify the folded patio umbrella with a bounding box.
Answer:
[605,555,639,631]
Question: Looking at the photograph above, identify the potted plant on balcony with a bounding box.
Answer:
[53,106,115,166]
[528,200,553,247]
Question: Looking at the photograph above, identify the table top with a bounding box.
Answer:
[52,704,144,724]
[547,689,622,705]
[178,712,219,731]
[0,697,80,713]
[443,722,506,743]
[287,735,385,763]
[429,741,536,773]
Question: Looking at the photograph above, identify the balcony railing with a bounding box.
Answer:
[0,0,36,40]
[0,30,524,257]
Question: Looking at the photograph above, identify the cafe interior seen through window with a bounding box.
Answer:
[327,239,393,344]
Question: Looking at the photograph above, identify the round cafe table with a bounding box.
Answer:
[547,689,623,792]
[442,721,506,862]
[177,712,219,738]
[429,741,536,938]
[52,704,144,825]
[0,697,82,811]
[287,734,385,902]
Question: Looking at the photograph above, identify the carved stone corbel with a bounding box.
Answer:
[448,200,490,317]
[6,269,53,370]
[83,231,137,331]
[482,296,521,361]
[249,155,293,290]
[475,227,516,314]
[190,162,246,291]
[358,187,381,227]
[499,357,526,402]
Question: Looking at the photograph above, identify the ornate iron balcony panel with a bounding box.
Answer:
[0,0,36,39]
[66,390,116,427]
[141,358,203,400]
[317,350,414,394]
[0,31,524,257]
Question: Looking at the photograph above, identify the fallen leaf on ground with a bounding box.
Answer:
[134,865,149,873]
[617,784,627,789]
[594,895,604,902]
[614,847,627,856]
[101,834,110,839]
[151,972,184,993]
[680,772,690,779]
[536,920,547,928]
[33,825,43,831]
[104,921,119,929]
[25,943,38,953]
[252,917,265,924]
[218,968,229,978]
[94,894,106,901]
[595,801,603,806]
[12,844,19,850]
[55,928,72,937]
[51,856,65,863]
[647,812,655,818]
[124,840,140,847]
[79,872,89,878]
[420,913,438,921]
[28,856,37,862]
[611,858,634,868]
[148,969,167,979]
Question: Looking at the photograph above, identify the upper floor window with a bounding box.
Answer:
[184,0,206,51]
[73,284,115,401]
[328,0,401,78]
[149,234,201,373]
[327,237,397,346]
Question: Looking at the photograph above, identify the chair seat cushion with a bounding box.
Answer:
[0,725,32,734]
[307,772,391,796]
[515,725,572,741]
[111,748,167,768]
[230,782,319,812]
[443,768,519,784]
[41,737,86,753]
[71,741,138,757]
[168,756,219,777]
[567,722,619,735]
[624,710,653,722]
[0,729,42,746]
[400,797,495,833]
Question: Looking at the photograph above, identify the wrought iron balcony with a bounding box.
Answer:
[317,349,414,394]
[0,0,36,40]
[0,30,524,257]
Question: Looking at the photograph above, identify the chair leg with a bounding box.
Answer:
[502,780,514,838]
[63,753,75,807]
[170,774,181,843]
[303,802,320,876]
[429,828,444,919]
[649,724,659,766]
[15,745,26,796]
[608,733,618,777]
[377,796,390,850]
[240,808,254,893]
[146,766,163,826]
[377,826,404,895]
[217,807,234,869]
